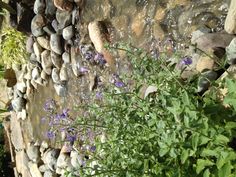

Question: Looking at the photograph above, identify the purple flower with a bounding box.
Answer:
[46,131,55,139]
[90,146,96,152]
[43,99,56,112]
[94,53,107,65]
[66,134,77,143]
[96,92,103,100]
[115,81,125,88]
[181,56,192,65]
[58,108,69,119]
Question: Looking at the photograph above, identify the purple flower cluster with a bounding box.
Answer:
[94,52,107,65]
[111,74,125,88]
[79,45,95,61]
[181,56,192,65]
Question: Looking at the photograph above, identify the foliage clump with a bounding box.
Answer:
[0,27,27,67]
[73,44,236,177]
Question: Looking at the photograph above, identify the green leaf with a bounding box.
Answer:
[184,116,189,127]
[215,135,230,145]
[216,152,228,169]
[218,162,232,177]
[181,149,189,164]
[192,133,199,150]
[159,147,169,157]
[199,136,211,146]
[201,149,219,157]
[203,168,210,177]
[182,90,190,106]
[225,78,236,93]
[225,122,236,130]
[196,159,214,174]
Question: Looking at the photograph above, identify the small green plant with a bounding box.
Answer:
[72,44,236,176]
[0,27,28,67]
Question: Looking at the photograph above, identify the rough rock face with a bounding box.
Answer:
[225,0,236,34]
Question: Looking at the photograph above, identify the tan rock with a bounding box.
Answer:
[36,36,50,50]
[28,162,43,177]
[225,0,236,34]
[196,56,215,73]
[153,22,165,41]
[53,0,73,11]
[155,7,165,21]
[15,151,30,175]
[131,11,145,37]
[88,21,115,70]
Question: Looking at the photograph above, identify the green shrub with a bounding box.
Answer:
[0,27,28,67]
[74,44,236,177]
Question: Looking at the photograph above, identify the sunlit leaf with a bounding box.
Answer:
[196,159,214,174]
[181,149,189,164]
[218,162,232,177]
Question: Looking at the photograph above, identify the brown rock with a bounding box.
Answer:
[88,21,115,70]
[196,56,215,73]
[53,0,73,11]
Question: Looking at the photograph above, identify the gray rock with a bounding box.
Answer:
[70,151,84,168]
[50,34,63,55]
[198,70,218,93]
[37,36,51,50]
[59,64,68,81]
[33,42,43,60]
[31,14,46,37]
[12,97,26,112]
[62,52,70,63]
[54,83,67,97]
[43,25,56,35]
[26,144,40,162]
[191,28,211,44]
[45,0,57,17]
[34,0,45,14]
[42,149,60,171]
[39,165,49,173]
[51,51,62,69]
[70,47,80,76]
[16,82,27,93]
[192,33,235,56]
[56,10,72,31]
[26,36,34,53]
[41,50,53,75]
[51,20,59,33]
[44,170,56,177]
[32,67,41,80]
[62,25,74,40]
[51,68,60,83]
[56,153,71,168]
[40,141,49,155]
[226,38,236,65]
